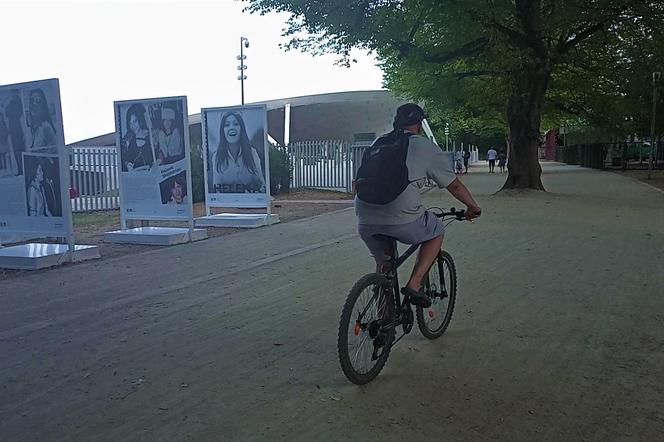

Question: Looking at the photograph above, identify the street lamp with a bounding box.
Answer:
[445,122,450,151]
[648,71,660,180]
[237,37,250,105]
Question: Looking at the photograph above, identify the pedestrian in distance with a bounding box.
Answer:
[463,147,471,173]
[498,150,507,173]
[487,147,498,173]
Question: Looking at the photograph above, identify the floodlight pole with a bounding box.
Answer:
[238,37,249,105]
[445,122,450,151]
[648,72,660,180]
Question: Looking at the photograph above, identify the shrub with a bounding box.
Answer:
[189,124,206,203]
[269,144,291,195]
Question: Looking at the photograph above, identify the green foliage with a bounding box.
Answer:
[248,0,664,140]
[269,144,291,195]
[188,123,205,204]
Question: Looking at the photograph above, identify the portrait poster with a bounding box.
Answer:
[0,78,73,237]
[202,104,269,208]
[114,96,193,222]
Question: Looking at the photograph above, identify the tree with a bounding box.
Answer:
[248,0,664,190]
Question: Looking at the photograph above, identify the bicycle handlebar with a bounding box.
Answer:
[434,207,468,221]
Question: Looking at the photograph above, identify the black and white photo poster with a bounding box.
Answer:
[0,78,72,236]
[114,96,192,221]
[202,104,269,208]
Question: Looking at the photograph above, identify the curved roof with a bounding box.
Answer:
[69,90,410,147]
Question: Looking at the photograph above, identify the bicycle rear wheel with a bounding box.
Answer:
[416,251,457,339]
[338,273,395,385]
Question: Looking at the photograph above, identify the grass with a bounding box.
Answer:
[73,210,119,226]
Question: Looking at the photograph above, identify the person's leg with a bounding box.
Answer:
[406,234,443,291]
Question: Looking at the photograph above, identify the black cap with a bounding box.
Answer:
[394,103,425,128]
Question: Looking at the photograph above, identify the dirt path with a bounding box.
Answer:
[0,191,353,278]
[1,162,662,441]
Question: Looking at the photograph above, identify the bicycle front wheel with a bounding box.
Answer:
[338,273,395,385]
[416,251,457,339]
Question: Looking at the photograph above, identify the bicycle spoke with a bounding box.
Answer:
[339,274,396,384]
[347,284,384,374]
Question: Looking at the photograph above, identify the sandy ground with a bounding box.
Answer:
[610,169,664,191]
[1,162,663,441]
[0,191,353,278]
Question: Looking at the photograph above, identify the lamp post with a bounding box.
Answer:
[445,123,450,151]
[648,71,661,180]
[237,37,250,105]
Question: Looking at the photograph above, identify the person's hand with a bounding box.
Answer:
[465,204,481,220]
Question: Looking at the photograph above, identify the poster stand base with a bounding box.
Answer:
[103,227,207,246]
[195,213,280,228]
[0,243,100,270]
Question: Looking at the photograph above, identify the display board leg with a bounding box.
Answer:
[67,233,75,263]
[188,218,195,242]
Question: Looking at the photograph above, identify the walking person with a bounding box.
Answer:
[487,146,498,173]
[498,150,507,173]
[463,147,471,173]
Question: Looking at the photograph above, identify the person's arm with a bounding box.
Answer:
[44,125,56,146]
[44,198,53,217]
[28,187,37,216]
[251,148,266,190]
[173,128,183,155]
[446,178,481,219]
[211,151,222,186]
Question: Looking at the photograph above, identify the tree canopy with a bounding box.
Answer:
[248,0,664,189]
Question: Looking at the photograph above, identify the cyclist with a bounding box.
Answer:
[354,103,481,308]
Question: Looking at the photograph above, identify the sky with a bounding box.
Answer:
[0,0,385,143]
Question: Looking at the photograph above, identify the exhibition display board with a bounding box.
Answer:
[0,79,73,239]
[197,104,278,228]
[104,96,206,244]
[0,78,99,268]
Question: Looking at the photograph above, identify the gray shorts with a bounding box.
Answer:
[358,211,445,264]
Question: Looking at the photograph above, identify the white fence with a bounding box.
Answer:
[69,146,120,212]
[289,141,370,192]
[66,141,479,212]
[289,140,478,191]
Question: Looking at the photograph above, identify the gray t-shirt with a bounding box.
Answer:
[355,134,457,225]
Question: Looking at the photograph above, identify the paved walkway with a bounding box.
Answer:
[1,162,662,441]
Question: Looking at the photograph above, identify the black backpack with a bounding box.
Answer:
[355,130,413,205]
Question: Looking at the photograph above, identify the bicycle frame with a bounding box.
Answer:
[379,208,465,314]
[383,241,421,313]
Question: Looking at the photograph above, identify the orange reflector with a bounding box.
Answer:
[354,322,361,336]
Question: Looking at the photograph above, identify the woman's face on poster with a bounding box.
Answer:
[29,92,43,118]
[35,164,43,182]
[223,114,241,144]
[129,113,140,133]
[171,180,182,199]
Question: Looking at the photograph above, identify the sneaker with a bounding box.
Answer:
[400,287,432,308]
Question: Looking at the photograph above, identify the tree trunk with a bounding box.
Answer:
[501,64,551,190]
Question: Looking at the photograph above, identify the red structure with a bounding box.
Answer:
[544,129,557,160]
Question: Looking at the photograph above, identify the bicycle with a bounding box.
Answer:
[337,207,468,385]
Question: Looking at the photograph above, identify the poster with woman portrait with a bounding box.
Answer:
[0,78,73,238]
[114,96,193,223]
[202,104,269,208]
